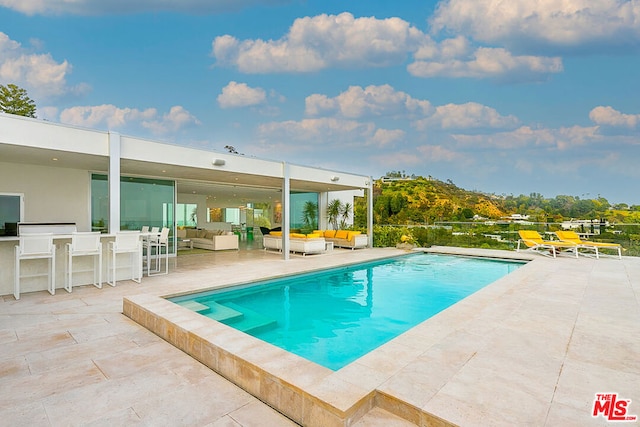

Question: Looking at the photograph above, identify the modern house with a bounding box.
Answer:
[0,113,372,297]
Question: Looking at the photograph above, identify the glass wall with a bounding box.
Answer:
[0,193,23,236]
[91,175,109,232]
[91,174,175,251]
[176,203,198,227]
[290,192,318,232]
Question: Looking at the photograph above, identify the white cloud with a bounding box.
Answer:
[408,46,563,80]
[305,85,519,133]
[212,12,426,73]
[370,129,405,147]
[414,102,519,130]
[305,84,432,118]
[416,144,465,162]
[0,32,87,99]
[451,125,600,149]
[142,105,201,135]
[59,104,156,128]
[212,13,563,80]
[258,118,376,145]
[430,0,640,52]
[0,0,290,15]
[217,81,267,108]
[58,104,199,134]
[257,117,405,150]
[589,106,640,128]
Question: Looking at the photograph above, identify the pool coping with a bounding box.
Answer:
[124,248,537,426]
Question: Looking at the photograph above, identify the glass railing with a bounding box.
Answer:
[374,222,640,257]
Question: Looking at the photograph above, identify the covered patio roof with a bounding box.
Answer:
[0,114,370,204]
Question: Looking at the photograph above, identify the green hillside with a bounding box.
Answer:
[351,173,639,256]
[369,176,507,224]
[353,173,640,226]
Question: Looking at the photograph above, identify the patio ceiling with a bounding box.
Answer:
[0,143,109,172]
[1,142,364,207]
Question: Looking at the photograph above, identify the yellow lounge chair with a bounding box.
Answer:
[517,230,578,258]
[555,230,622,259]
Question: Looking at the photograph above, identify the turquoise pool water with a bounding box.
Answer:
[169,253,523,370]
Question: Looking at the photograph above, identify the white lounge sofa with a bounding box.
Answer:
[263,233,326,256]
[317,230,368,249]
[177,228,239,251]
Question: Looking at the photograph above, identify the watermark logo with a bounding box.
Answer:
[592,393,637,422]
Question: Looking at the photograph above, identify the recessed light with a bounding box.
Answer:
[52,157,58,161]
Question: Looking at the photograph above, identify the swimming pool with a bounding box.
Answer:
[169,253,523,370]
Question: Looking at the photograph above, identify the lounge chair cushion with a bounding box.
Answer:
[335,230,349,239]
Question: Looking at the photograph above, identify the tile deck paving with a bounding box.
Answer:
[1,246,638,426]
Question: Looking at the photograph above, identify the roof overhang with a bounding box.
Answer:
[0,114,370,197]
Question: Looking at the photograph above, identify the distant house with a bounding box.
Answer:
[503,214,530,221]
[380,176,415,183]
[561,219,608,234]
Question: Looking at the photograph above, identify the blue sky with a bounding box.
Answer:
[1,0,639,204]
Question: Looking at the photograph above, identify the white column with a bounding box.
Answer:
[282,162,290,260]
[108,132,121,234]
[317,192,327,230]
[368,176,373,248]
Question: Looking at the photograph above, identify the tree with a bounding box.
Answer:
[326,199,352,230]
[0,84,36,117]
[326,199,343,230]
[301,201,318,232]
[339,202,352,229]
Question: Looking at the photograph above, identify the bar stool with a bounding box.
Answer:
[65,232,103,292]
[107,231,142,286]
[14,233,56,300]
[147,227,169,276]
[142,227,157,271]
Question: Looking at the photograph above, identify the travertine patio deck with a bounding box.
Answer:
[1,246,638,426]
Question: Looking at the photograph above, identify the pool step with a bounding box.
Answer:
[222,302,278,334]
[179,300,244,323]
[204,301,245,322]
[175,300,210,313]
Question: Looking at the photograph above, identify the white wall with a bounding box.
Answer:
[319,190,364,229]
[0,162,91,230]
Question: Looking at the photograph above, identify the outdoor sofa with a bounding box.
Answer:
[315,230,368,249]
[263,232,326,256]
[177,228,239,251]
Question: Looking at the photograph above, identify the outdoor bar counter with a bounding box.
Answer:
[0,223,146,298]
